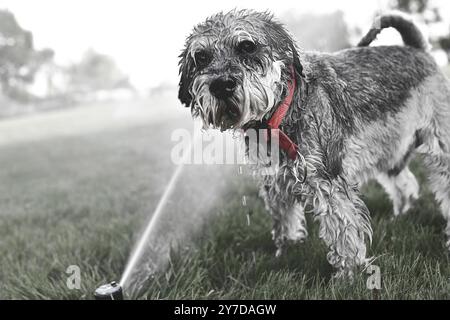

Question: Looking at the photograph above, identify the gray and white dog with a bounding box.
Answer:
[178,9,450,277]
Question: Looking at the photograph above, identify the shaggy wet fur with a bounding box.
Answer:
[178,9,450,277]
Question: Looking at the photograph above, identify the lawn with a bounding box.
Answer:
[0,99,449,300]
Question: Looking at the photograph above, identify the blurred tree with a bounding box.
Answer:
[282,11,350,52]
[439,37,450,53]
[390,0,441,23]
[0,10,54,101]
[392,0,429,14]
[390,0,450,56]
[67,49,131,94]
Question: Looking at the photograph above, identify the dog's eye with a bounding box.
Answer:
[194,50,212,67]
[237,40,257,54]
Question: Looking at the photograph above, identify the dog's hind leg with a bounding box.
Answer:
[420,74,450,249]
[376,167,420,217]
[422,152,450,248]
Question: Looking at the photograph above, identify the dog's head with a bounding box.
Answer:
[178,9,303,131]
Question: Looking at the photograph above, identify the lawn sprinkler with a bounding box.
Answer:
[94,281,124,300]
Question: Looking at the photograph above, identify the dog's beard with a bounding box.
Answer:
[191,61,284,131]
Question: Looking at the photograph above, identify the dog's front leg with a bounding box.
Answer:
[260,185,308,257]
[272,202,309,257]
[312,178,372,278]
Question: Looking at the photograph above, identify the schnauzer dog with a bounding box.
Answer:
[178,10,450,277]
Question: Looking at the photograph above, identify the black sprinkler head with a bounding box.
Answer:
[94,281,123,300]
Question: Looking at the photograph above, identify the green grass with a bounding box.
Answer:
[138,164,450,300]
[0,105,449,300]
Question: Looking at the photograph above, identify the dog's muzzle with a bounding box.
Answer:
[210,76,236,99]
[207,76,241,130]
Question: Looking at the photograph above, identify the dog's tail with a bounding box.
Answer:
[358,12,429,50]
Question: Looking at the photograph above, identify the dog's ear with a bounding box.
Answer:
[178,49,193,107]
[265,18,305,81]
[289,42,305,80]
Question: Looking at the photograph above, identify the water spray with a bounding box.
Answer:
[119,158,188,288]
[93,129,199,299]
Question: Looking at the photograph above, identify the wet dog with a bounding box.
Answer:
[178,10,450,277]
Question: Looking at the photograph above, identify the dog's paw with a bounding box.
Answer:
[273,227,308,254]
[285,227,308,244]
[393,193,419,217]
[284,212,308,244]
[444,224,450,251]
[275,248,283,259]
[394,173,420,217]
[332,269,355,282]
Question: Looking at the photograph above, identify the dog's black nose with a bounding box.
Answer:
[209,77,236,99]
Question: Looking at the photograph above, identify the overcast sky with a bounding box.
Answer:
[1,0,448,90]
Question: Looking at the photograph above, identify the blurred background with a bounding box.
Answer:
[1,0,450,118]
[1,0,450,299]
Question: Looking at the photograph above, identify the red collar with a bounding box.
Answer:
[265,67,298,160]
